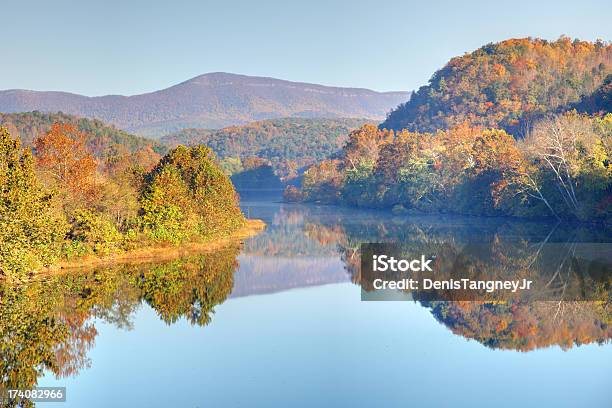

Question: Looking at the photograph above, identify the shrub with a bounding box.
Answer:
[69,209,123,255]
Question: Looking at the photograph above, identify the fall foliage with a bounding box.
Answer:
[140,145,245,243]
[291,113,611,222]
[382,37,612,136]
[0,123,245,280]
[161,118,370,180]
[0,128,67,280]
[34,123,98,198]
[0,111,167,157]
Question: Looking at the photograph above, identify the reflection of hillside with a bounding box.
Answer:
[423,301,611,352]
[298,209,611,351]
[231,255,347,297]
[0,248,239,407]
[242,207,339,257]
[233,206,351,295]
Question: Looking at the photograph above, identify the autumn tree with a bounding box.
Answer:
[97,144,161,228]
[519,113,611,220]
[33,123,97,199]
[342,124,393,172]
[301,159,344,203]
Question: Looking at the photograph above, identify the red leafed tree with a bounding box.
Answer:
[33,123,97,196]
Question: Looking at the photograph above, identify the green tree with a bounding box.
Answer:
[0,128,67,280]
[139,145,245,243]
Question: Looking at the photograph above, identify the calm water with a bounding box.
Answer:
[4,191,611,407]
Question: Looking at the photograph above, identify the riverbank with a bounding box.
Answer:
[39,219,266,276]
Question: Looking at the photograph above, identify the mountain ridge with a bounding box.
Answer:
[0,72,410,137]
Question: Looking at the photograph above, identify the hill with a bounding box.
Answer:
[162,117,370,178]
[381,37,612,135]
[0,111,166,158]
[0,72,410,137]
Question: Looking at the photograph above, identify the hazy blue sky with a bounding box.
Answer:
[2,0,610,95]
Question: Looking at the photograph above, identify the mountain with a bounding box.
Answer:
[0,111,166,157]
[161,117,369,175]
[381,37,612,135]
[0,73,410,138]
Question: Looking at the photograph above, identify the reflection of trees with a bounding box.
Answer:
[52,312,97,379]
[243,207,338,257]
[0,284,69,408]
[303,212,611,351]
[138,249,237,326]
[423,301,611,351]
[0,247,240,407]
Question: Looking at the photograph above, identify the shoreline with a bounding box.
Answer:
[293,200,611,227]
[38,219,266,277]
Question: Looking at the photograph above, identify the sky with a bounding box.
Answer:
[2,0,611,96]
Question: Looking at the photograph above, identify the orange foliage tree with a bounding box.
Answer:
[33,123,97,197]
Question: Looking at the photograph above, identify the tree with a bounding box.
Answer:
[520,113,611,220]
[33,123,98,199]
[0,128,67,280]
[140,145,245,243]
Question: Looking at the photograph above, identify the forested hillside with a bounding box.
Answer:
[0,111,166,157]
[162,118,370,179]
[381,38,611,135]
[288,38,612,223]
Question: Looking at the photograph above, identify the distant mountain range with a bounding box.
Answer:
[0,72,410,138]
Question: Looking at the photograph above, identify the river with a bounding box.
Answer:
[4,191,610,407]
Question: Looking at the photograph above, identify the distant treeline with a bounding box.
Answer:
[0,111,167,157]
[161,117,370,179]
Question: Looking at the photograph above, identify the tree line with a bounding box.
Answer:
[161,117,369,180]
[287,113,611,222]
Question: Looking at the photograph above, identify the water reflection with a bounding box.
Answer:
[422,301,610,351]
[0,247,240,407]
[286,205,611,350]
[1,199,610,406]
